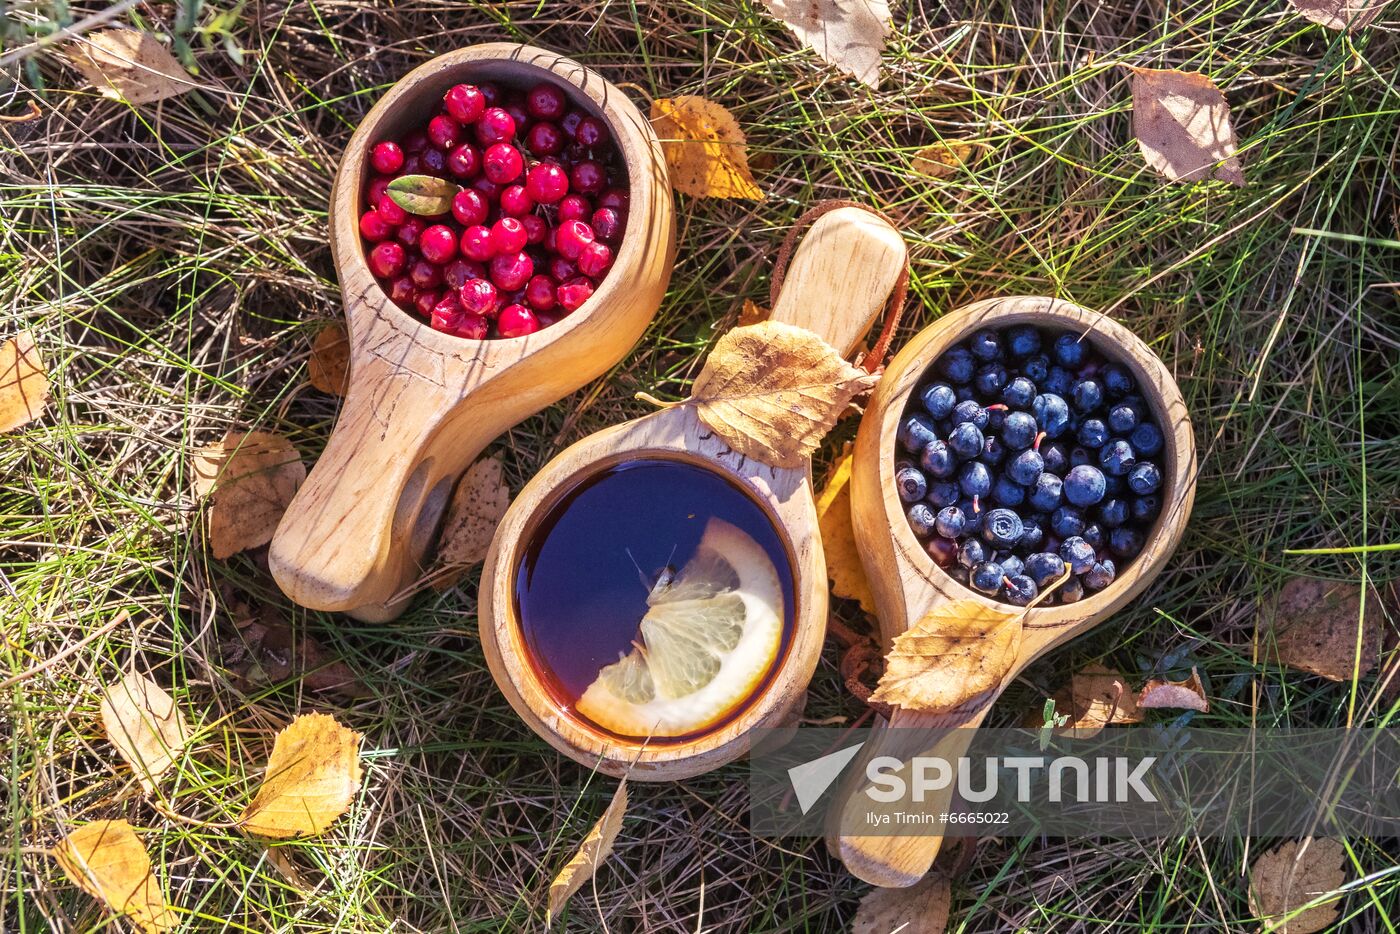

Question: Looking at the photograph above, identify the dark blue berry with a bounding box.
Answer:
[1001,411,1038,449]
[999,554,1024,578]
[969,329,1001,361]
[1018,516,1045,552]
[1007,449,1044,486]
[1007,326,1041,358]
[1077,417,1108,449]
[1069,446,1093,467]
[898,414,938,454]
[1099,439,1136,476]
[1002,377,1036,409]
[1103,473,1125,496]
[920,439,957,478]
[958,538,985,568]
[939,347,975,383]
[982,508,1024,549]
[1059,536,1095,574]
[958,499,983,535]
[955,384,975,401]
[1127,462,1161,495]
[1050,506,1085,539]
[1081,522,1105,550]
[1031,393,1071,438]
[980,434,1006,467]
[1043,367,1073,396]
[907,503,936,538]
[1060,575,1085,603]
[921,382,957,419]
[947,422,984,459]
[1130,422,1163,457]
[953,399,988,430]
[928,480,960,508]
[1029,472,1063,511]
[1004,574,1038,606]
[1053,333,1087,367]
[1064,464,1107,507]
[1097,497,1128,528]
[959,460,992,498]
[986,405,1006,432]
[1022,354,1050,383]
[1107,401,1141,434]
[974,363,1008,396]
[927,537,958,567]
[1024,551,1066,587]
[992,476,1025,506]
[1102,363,1133,399]
[1131,494,1160,523]
[971,561,1004,594]
[895,464,928,503]
[935,506,965,539]
[949,566,969,584]
[1109,527,1144,559]
[1070,378,1103,413]
[1041,442,1069,475]
[1084,558,1116,591]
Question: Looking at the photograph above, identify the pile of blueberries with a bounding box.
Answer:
[896,324,1166,606]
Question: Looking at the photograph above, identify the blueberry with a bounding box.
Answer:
[953,399,988,430]
[992,476,1026,506]
[969,329,1001,361]
[1029,472,1063,511]
[1041,442,1069,475]
[1007,449,1044,486]
[1109,527,1144,559]
[1131,494,1161,523]
[1077,417,1109,449]
[981,434,1007,467]
[982,508,1024,549]
[920,440,957,478]
[975,363,1009,397]
[1059,536,1095,574]
[1023,353,1050,383]
[958,499,984,535]
[1007,325,1041,358]
[955,384,975,401]
[1064,464,1107,507]
[1084,558,1116,591]
[986,406,1006,433]
[1098,497,1128,528]
[939,346,976,383]
[949,566,970,584]
[1043,367,1073,396]
[921,382,957,419]
[907,503,937,538]
[1059,575,1085,603]
[948,422,984,459]
[1102,363,1133,399]
[1070,378,1103,413]
[1102,473,1125,496]
[999,554,1025,578]
[1004,575,1039,606]
[971,561,1004,594]
[1070,446,1093,467]
[1130,422,1164,457]
[1127,462,1162,495]
[1107,401,1141,434]
[958,538,986,568]
[1001,411,1038,450]
[895,464,928,502]
[1050,505,1085,539]
[1099,439,1136,476]
[1053,333,1087,367]
[1017,516,1045,553]
[1081,522,1105,550]
[959,460,992,498]
[1002,377,1037,409]
[926,537,958,567]
[934,505,965,538]
[1025,551,1066,587]
[898,414,939,454]
[928,480,960,508]
[1031,393,1071,438]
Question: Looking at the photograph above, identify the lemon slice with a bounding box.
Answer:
[576,517,785,738]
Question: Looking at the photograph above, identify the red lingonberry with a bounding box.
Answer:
[483,143,524,184]
[402,154,423,175]
[359,209,391,242]
[388,275,415,306]
[371,141,404,174]
[402,130,429,153]
[453,313,491,340]
[368,240,407,278]
[479,82,503,106]
[430,304,465,334]
[409,258,443,289]
[560,110,583,137]
[525,121,564,156]
[555,219,595,260]
[446,144,480,179]
[427,115,462,150]
[475,107,516,145]
[443,84,486,124]
[548,255,577,281]
[499,184,534,217]
[569,159,606,195]
[597,187,630,211]
[556,277,595,311]
[490,217,528,255]
[489,251,533,292]
[574,115,609,149]
[396,218,426,248]
[525,162,569,204]
[497,303,540,338]
[590,206,622,242]
[460,225,496,262]
[525,274,557,311]
[451,189,489,227]
[504,99,531,133]
[520,214,547,245]
[471,176,502,201]
[443,258,485,290]
[527,82,567,121]
[460,278,501,317]
[415,290,441,317]
[577,240,613,278]
[420,224,458,264]
[557,194,591,223]
[536,309,562,329]
[377,195,408,226]
[421,148,447,174]
[432,290,463,319]
[367,175,392,205]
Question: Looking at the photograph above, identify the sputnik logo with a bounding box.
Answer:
[786,743,866,814]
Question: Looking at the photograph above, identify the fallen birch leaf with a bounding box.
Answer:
[1288,0,1385,30]
[815,449,877,615]
[1130,67,1243,186]
[239,712,363,838]
[912,141,982,179]
[1137,666,1209,712]
[307,324,350,396]
[650,96,764,200]
[433,456,512,590]
[643,321,875,469]
[870,600,1021,713]
[852,871,951,934]
[69,29,195,105]
[738,298,770,327]
[387,174,462,216]
[1053,663,1142,737]
[99,671,190,794]
[1259,577,1382,682]
[192,431,306,559]
[1249,838,1346,934]
[53,820,176,933]
[760,0,893,89]
[548,780,627,924]
[0,331,49,432]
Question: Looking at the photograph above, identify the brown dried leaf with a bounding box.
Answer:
[1137,666,1209,712]
[387,174,462,216]
[870,600,1021,713]
[192,431,306,559]
[307,324,350,396]
[738,299,770,327]
[69,29,195,105]
[1130,67,1244,186]
[221,598,370,699]
[1249,838,1347,934]
[760,0,893,89]
[239,712,363,838]
[433,456,512,590]
[1288,0,1385,30]
[815,448,877,615]
[650,96,764,200]
[548,780,627,925]
[672,321,876,469]
[1259,577,1382,682]
[53,820,176,933]
[0,331,49,432]
[912,141,982,179]
[852,871,951,934]
[1052,663,1143,738]
[100,671,191,794]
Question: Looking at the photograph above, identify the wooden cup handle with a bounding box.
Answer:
[768,207,906,358]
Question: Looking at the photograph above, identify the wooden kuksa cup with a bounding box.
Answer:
[480,207,908,780]
[831,296,1197,886]
[269,44,676,622]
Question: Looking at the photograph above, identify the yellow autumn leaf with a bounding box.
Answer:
[53,820,176,933]
[307,323,350,396]
[869,599,1021,713]
[239,712,363,838]
[912,141,982,179]
[69,29,196,105]
[650,96,763,200]
[0,330,49,432]
[1249,838,1347,934]
[1137,666,1209,712]
[548,780,627,925]
[760,0,893,89]
[99,671,191,794]
[852,871,951,934]
[433,455,512,590]
[814,449,877,615]
[1130,67,1244,186]
[192,430,306,559]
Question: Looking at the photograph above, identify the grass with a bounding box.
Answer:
[2,0,1398,930]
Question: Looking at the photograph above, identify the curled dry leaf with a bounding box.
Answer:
[433,455,512,591]
[650,96,764,200]
[1289,0,1385,30]
[912,141,982,179]
[0,330,49,432]
[548,780,627,925]
[53,820,176,933]
[192,431,306,559]
[1249,838,1347,934]
[100,671,191,794]
[1130,67,1243,186]
[738,298,770,327]
[815,448,878,615]
[760,0,893,89]
[1137,666,1209,712]
[69,29,195,105]
[869,600,1021,714]
[239,712,363,838]
[1259,577,1382,682]
[1052,663,1143,738]
[307,323,350,396]
[852,871,951,934]
[387,174,462,216]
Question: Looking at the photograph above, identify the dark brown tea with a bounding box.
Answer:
[514,459,796,743]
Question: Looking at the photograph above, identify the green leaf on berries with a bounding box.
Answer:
[386,175,461,216]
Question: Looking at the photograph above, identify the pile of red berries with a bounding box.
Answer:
[359,79,627,339]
